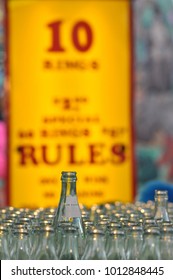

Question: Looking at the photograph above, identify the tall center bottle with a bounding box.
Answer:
[53,172,84,237]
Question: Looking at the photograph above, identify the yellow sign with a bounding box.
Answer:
[7,0,135,207]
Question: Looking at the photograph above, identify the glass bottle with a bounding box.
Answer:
[1,219,13,247]
[83,220,94,235]
[154,190,170,225]
[143,218,157,230]
[106,229,126,260]
[81,227,107,260]
[10,228,30,260]
[59,226,79,260]
[95,220,109,234]
[53,172,84,237]
[54,221,72,258]
[29,225,41,259]
[35,226,57,260]
[82,220,94,253]
[139,227,160,260]
[0,226,10,259]
[160,226,173,260]
[123,221,139,239]
[126,226,143,260]
[105,222,122,252]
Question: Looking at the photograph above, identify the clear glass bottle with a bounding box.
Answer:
[83,220,94,235]
[35,226,57,260]
[10,228,30,260]
[143,218,157,230]
[123,221,139,239]
[154,190,170,224]
[29,225,41,259]
[54,221,73,259]
[59,226,79,260]
[105,222,122,252]
[160,226,173,260]
[0,226,10,259]
[53,172,84,237]
[139,227,160,260]
[1,219,13,247]
[126,226,143,260]
[95,220,109,234]
[81,227,107,260]
[82,220,94,255]
[106,229,126,260]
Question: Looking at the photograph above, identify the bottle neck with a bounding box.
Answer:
[61,181,77,197]
[127,233,143,241]
[161,233,173,242]
[0,231,7,238]
[126,235,143,260]
[40,231,54,243]
[106,235,126,260]
[155,198,168,209]
[82,234,107,260]
[144,235,160,247]
[87,234,105,249]
[108,235,125,250]
[62,232,78,246]
[60,232,79,259]
[126,234,143,252]
[154,197,170,222]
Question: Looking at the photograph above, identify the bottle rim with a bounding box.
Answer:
[61,171,77,181]
[154,190,168,199]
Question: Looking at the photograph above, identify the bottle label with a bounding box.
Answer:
[7,0,135,207]
[64,196,81,218]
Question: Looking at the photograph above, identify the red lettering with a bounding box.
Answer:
[68,145,84,165]
[47,20,93,52]
[47,21,65,52]
[111,144,126,163]
[17,143,127,166]
[72,21,93,52]
[89,144,106,164]
[17,146,38,165]
[42,145,61,165]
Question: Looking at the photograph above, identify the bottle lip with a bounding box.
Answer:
[88,226,105,235]
[12,228,29,235]
[161,226,173,234]
[130,225,143,231]
[62,226,78,234]
[61,171,77,181]
[144,226,160,235]
[109,229,125,236]
[154,190,168,198]
[0,226,8,232]
[107,222,122,228]
[40,226,54,233]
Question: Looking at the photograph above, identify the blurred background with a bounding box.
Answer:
[134,0,173,200]
[1,0,173,207]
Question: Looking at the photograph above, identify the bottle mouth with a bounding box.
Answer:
[144,226,160,236]
[109,229,125,236]
[61,171,77,182]
[88,226,105,235]
[154,190,168,199]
